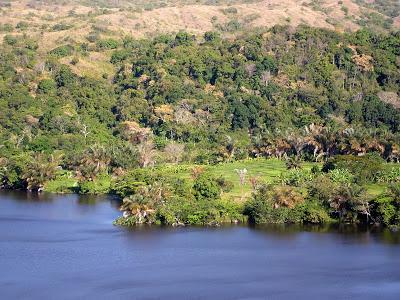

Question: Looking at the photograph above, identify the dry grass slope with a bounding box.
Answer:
[0,0,397,78]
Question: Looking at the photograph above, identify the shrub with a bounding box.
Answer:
[49,45,74,58]
[77,174,111,194]
[272,185,304,209]
[70,57,79,65]
[376,167,400,183]
[216,176,234,192]
[328,168,354,185]
[308,175,337,204]
[37,79,57,94]
[280,169,313,186]
[96,39,120,50]
[372,184,400,226]
[244,184,309,224]
[328,184,370,223]
[0,23,13,32]
[193,174,221,201]
[4,35,17,45]
[302,202,332,224]
[16,22,29,30]
[323,154,384,184]
[110,49,130,64]
[44,172,77,193]
[51,23,73,31]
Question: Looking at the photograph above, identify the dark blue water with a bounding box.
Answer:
[1,191,400,299]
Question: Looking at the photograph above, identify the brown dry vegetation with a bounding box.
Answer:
[0,0,397,78]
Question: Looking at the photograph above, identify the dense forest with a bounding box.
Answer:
[0,25,399,227]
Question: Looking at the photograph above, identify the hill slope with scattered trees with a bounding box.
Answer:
[0,24,399,227]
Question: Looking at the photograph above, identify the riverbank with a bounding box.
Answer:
[42,158,391,198]
[2,157,399,228]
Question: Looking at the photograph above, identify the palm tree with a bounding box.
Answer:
[120,183,169,224]
[164,142,185,164]
[191,166,205,180]
[272,185,304,209]
[314,126,339,158]
[223,135,236,161]
[77,144,111,180]
[137,140,157,168]
[287,131,306,158]
[285,156,302,170]
[274,138,291,159]
[387,143,400,163]
[23,153,61,191]
[328,185,369,223]
[121,195,156,224]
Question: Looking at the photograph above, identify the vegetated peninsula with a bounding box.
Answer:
[0,0,399,228]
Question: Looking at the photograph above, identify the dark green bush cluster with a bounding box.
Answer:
[244,184,331,224]
[49,45,74,58]
[96,38,120,50]
[113,170,241,226]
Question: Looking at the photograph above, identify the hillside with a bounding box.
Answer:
[1,0,398,78]
[1,0,398,79]
[0,1,400,227]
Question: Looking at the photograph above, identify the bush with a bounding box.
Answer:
[16,22,29,30]
[110,49,130,64]
[244,184,313,224]
[96,39,120,50]
[216,176,234,192]
[44,172,77,193]
[4,35,17,45]
[70,57,79,65]
[193,174,221,201]
[376,167,400,183]
[280,169,313,186]
[323,154,384,184]
[77,175,111,194]
[49,45,74,58]
[37,79,57,94]
[51,23,73,31]
[308,175,337,204]
[0,23,13,32]
[301,201,332,224]
[328,168,354,185]
[372,184,400,226]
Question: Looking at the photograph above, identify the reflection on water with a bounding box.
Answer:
[251,223,400,245]
[0,189,122,207]
[1,190,400,299]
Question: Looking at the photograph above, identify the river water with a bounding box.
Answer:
[1,191,400,299]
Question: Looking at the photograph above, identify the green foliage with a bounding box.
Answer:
[113,171,241,226]
[0,25,400,229]
[244,184,317,224]
[193,174,221,201]
[111,168,159,197]
[372,184,400,226]
[77,174,112,194]
[96,38,120,50]
[110,49,130,64]
[327,184,370,223]
[323,154,385,184]
[44,171,77,193]
[376,167,400,183]
[37,79,57,94]
[49,45,74,58]
[280,169,313,187]
[328,168,355,185]
[308,174,337,204]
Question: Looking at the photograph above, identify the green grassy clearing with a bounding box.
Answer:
[45,158,392,201]
[159,158,320,201]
